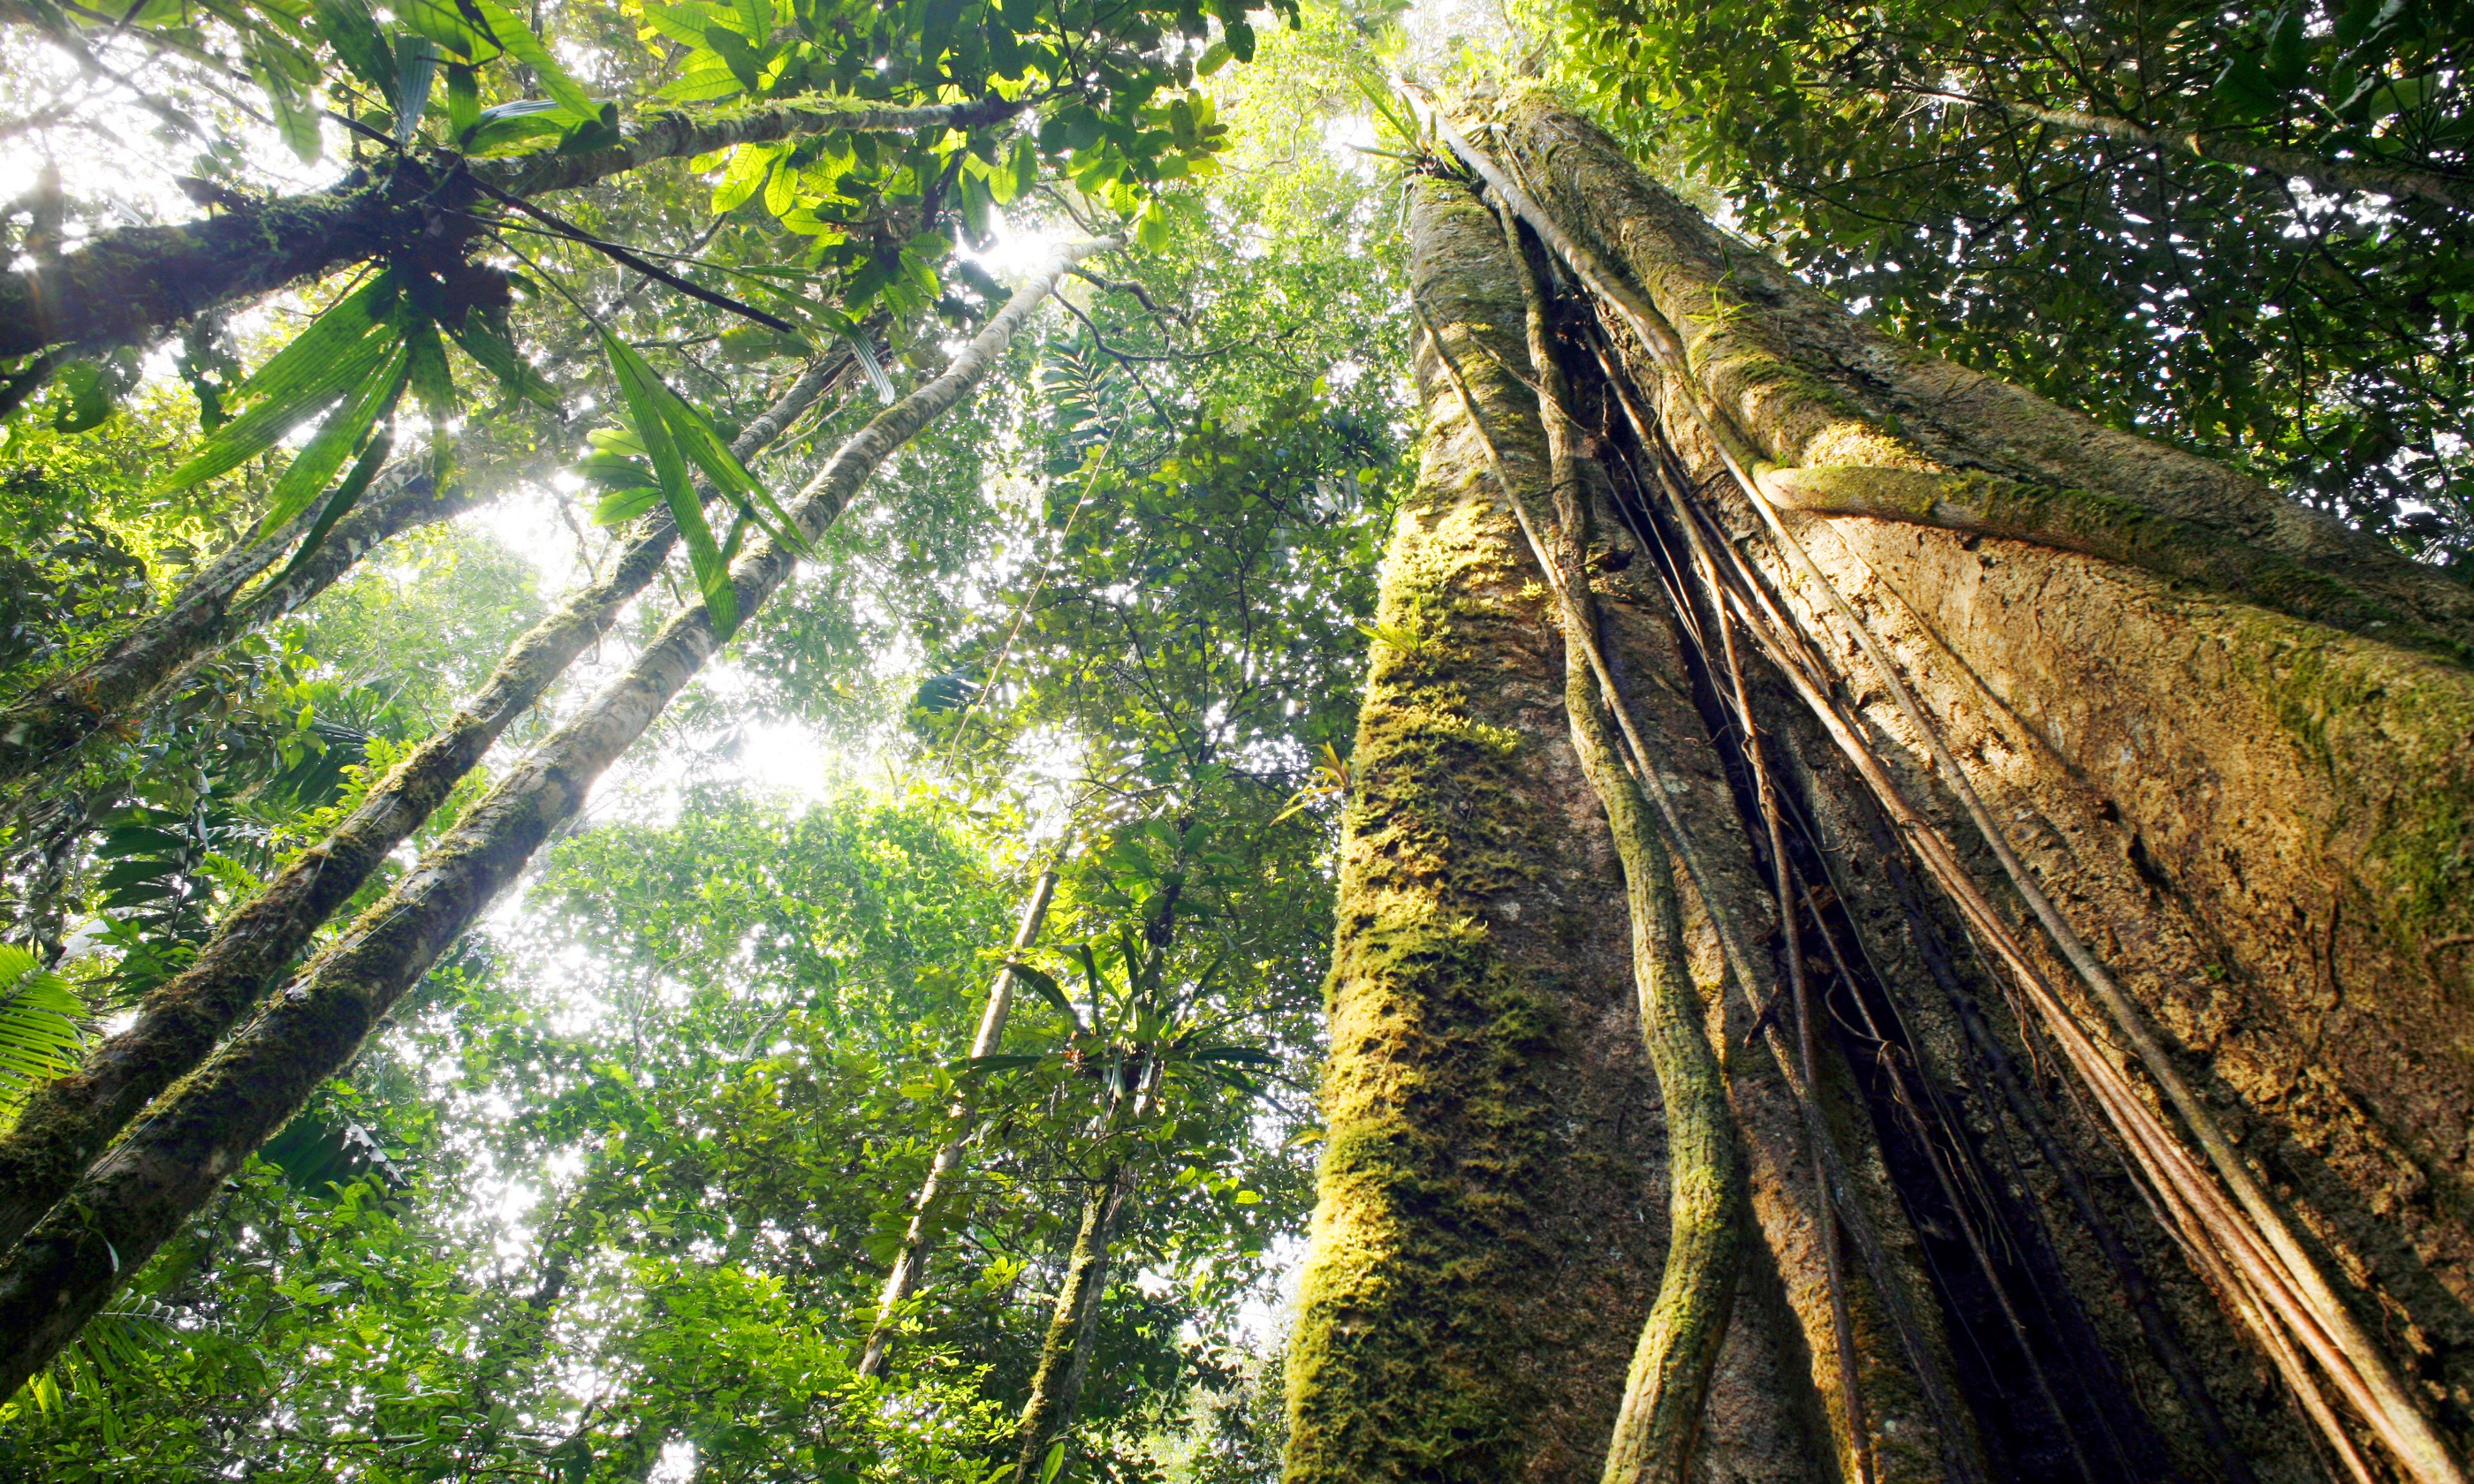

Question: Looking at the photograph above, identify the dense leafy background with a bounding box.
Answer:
[1555,0,2474,572]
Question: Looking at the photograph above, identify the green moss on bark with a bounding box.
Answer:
[1286,483,1573,1481]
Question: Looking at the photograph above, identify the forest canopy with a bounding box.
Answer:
[1,0,2470,1477]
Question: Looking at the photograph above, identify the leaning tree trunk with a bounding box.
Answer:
[0,453,509,791]
[0,239,1112,1394]
[1008,1153,1141,1482]
[0,358,844,1255]
[860,864,1059,1380]
[1287,89,2474,1484]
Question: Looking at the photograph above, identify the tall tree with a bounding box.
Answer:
[1284,87,2474,1484]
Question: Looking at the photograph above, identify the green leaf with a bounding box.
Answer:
[703,24,772,91]
[1039,1442,1066,1484]
[157,274,400,491]
[443,312,559,409]
[397,0,491,59]
[602,332,738,636]
[1195,39,1231,75]
[0,943,87,1117]
[713,142,779,213]
[592,486,664,524]
[403,314,455,415]
[393,32,440,143]
[557,102,626,155]
[272,419,397,586]
[1135,201,1171,251]
[258,342,412,535]
[310,0,397,98]
[2214,53,2280,119]
[466,0,601,118]
[1007,962,1081,1029]
[463,99,566,155]
[2266,9,2308,90]
[49,361,116,433]
[445,60,480,138]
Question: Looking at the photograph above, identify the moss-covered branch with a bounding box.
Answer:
[1451,87,2474,658]
[0,95,1023,360]
[1755,463,2473,666]
[0,459,495,791]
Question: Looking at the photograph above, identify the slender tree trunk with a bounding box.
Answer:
[0,358,842,1255]
[859,864,1059,1379]
[0,456,507,790]
[0,235,1112,1391]
[1289,87,2474,1484]
[1008,1156,1139,1482]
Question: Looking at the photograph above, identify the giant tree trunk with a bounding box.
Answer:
[1286,91,2474,1484]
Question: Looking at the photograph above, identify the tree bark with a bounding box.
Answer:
[0,241,1104,1392]
[0,95,1021,360]
[1289,85,2474,1483]
[1007,1156,1138,1482]
[0,358,842,1257]
[859,865,1059,1380]
[1495,87,2474,1458]
[1285,176,1973,1484]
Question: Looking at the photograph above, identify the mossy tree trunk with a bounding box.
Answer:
[1009,1145,1142,1481]
[0,358,844,1257]
[0,458,484,791]
[1287,94,2474,1484]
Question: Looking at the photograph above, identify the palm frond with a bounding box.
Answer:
[0,943,87,1119]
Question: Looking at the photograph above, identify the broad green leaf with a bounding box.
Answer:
[1007,962,1077,1028]
[591,486,665,524]
[393,32,440,143]
[602,332,738,635]
[466,0,601,118]
[445,60,480,138]
[310,0,396,98]
[0,944,87,1116]
[272,420,397,585]
[712,142,779,213]
[403,314,455,415]
[233,270,396,405]
[702,25,779,92]
[49,361,115,433]
[157,276,399,491]
[444,313,559,409]
[397,0,491,58]
[258,343,411,534]
[464,102,567,155]
[660,59,747,102]
[557,102,626,155]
